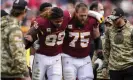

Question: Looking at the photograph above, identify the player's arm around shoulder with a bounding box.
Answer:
[9,27,29,77]
[88,10,104,24]
[91,17,100,39]
[24,19,41,49]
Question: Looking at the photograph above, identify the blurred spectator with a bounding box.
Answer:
[66,0,76,16]
[2,0,132,26]
[103,7,133,80]
[1,9,8,17]
[120,0,133,24]
[89,1,104,62]
[89,1,105,36]
[1,0,13,17]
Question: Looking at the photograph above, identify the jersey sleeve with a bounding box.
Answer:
[64,10,72,22]
[24,20,40,49]
[92,18,100,39]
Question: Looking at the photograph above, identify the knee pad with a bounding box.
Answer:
[48,66,62,76]
[32,68,41,80]
[48,75,62,80]
[78,77,93,80]
[63,67,76,80]
[78,74,94,80]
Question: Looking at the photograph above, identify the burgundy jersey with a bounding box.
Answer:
[27,11,71,56]
[63,16,98,58]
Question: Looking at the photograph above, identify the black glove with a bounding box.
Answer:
[96,50,104,60]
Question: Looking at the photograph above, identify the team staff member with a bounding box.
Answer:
[24,7,71,80]
[1,0,31,80]
[103,8,133,80]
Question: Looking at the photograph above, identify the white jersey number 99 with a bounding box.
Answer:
[45,31,65,46]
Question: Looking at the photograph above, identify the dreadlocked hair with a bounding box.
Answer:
[40,9,52,18]
[40,7,63,19]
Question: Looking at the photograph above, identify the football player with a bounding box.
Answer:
[24,7,71,80]
[29,2,52,71]
[62,3,102,80]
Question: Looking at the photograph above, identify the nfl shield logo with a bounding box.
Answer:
[47,28,51,32]
[68,25,73,29]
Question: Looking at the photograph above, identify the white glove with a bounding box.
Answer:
[88,10,104,23]
[94,58,103,70]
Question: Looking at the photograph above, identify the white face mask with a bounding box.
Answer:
[99,10,104,16]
